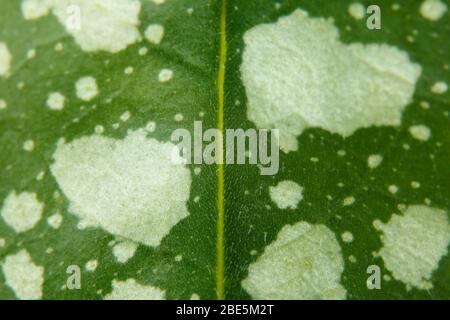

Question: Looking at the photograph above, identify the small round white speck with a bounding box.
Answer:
[76,76,99,101]
[85,260,98,272]
[46,92,65,111]
[431,81,448,94]
[341,231,354,243]
[27,49,36,59]
[23,140,35,152]
[138,47,148,56]
[409,125,431,141]
[174,255,182,262]
[420,0,447,21]
[0,99,7,110]
[124,66,134,75]
[145,24,165,45]
[159,69,173,82]
[54,43,64,51]
[36,171,45,181]
[392,3,400,11]
[348,3,365,20]
[145,121,156,133]
[343,196,355,206]
[47,213,63,229]
[174,113,184,122]
[388,185,399,194]
[367,154,383,169]
[420,101,430,109]
[120,111,131,122]
[411,181,421,189]
[94,125,105,134]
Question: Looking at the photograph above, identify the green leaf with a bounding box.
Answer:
[0,0,449,300]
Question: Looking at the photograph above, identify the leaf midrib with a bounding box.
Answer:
[215,0,227,300]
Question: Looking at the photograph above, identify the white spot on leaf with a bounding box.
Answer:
[47,213,63,229]
[409,125,431,141]
[1,191,43,233]
[241,9,421,152]
[145,24,164,45]
[112,240,138,263]
[420,0,447,21]
[2,250,44,300]
[377,205,450,290]
[158,69,173,82]
[242,221,346,299]
[0,42,12,77]
[269,180,303,209]
[46,92,65,110]
[85,260,98,272]
[348,3,365,20]
[50,129,192,247]
[367,154,383,169]
[104,279,165,300]
[431,81,448,94]
[76,76,98,101]
[24,0,142,53]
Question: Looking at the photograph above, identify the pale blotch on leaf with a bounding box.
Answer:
[23,139,35,152]
[388,185,399,194]
[21,0,52,20]
[269,180,303,210]
[46,92,65,111]
[431,81,448,94]
[85,260,98,272]
[367,154,383,169]
[104,279,165,300]
[377,205,450,290]
[0,42,12,77]
[120,111,131,122]
[47,212,63,229]
[75,76,98,101]
[145,24,165,45]
[409,125,431,141]
[50,129,192,247]
[341,231,354,243]
[145,121,156,133]
[348,2,365,20]
[159,69,173,82]
[112,240,138,263]
[27,49,36,59]
[1,191,44,233]
[242,221,346,299]
[0,99,7,110]
[124,66,134,75]
[2,249,44,300]
[342,196,355,206]
[241,9,422,152]
[419,0,448,21]
[22,0,142,53]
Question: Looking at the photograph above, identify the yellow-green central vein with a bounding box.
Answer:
[216,0,227,300]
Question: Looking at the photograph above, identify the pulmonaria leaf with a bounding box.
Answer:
[0,0,449,300]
